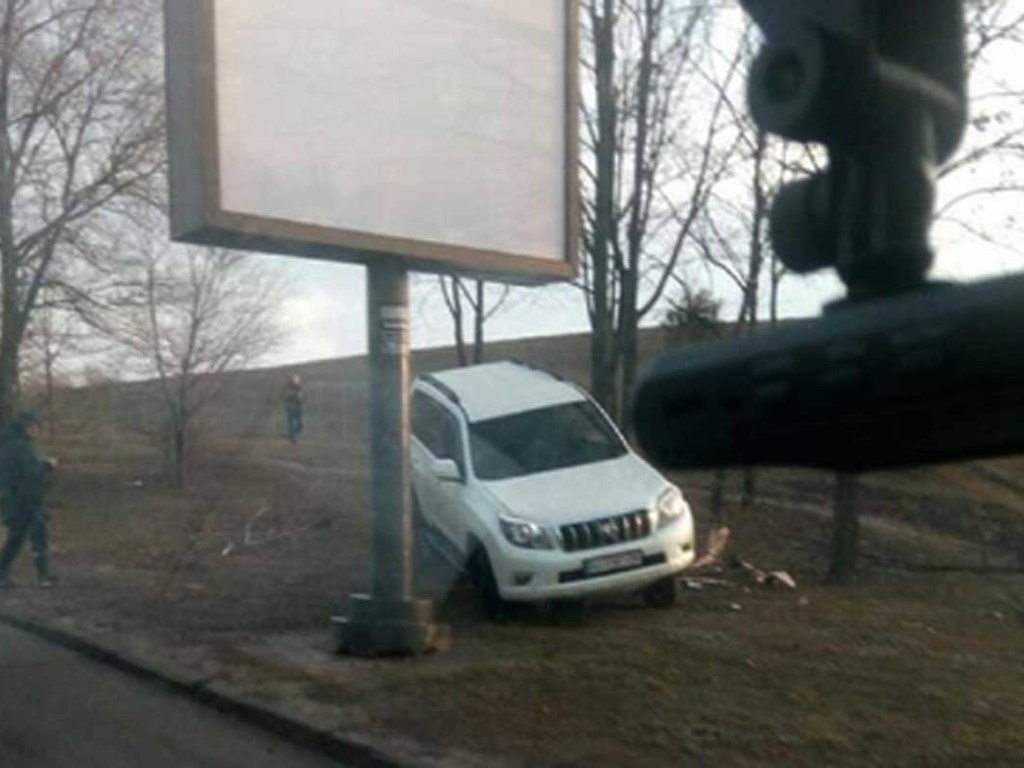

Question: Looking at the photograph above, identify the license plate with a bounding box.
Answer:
[584,550,644,576]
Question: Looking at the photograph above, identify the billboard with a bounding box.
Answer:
[164,0,579,281]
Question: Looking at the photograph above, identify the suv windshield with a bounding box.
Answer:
[469,400,628,480]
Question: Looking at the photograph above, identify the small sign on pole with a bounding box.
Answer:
[378,307,409,357]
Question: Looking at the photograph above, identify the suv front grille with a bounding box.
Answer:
[560,510,652,552]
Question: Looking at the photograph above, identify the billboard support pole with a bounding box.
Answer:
[333,263,448,656]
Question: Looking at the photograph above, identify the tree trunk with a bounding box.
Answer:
[617,0,655,424]
[745,131,768,326]
[0,220,20,425]
[45,348,55,440]
[0,6,16,426]
[590,317,610,407]
[770,275,780,324]
[589,0,617,413]
[741,467,757,508]
[173,423,187,489]
[472,280,485,365]
[0,330,21,425]
[447,277,468,367]
[770,248,783,326]
[710,468,727,526]
[827,472,860,584]
[618,268,639,426]
[620,321,639,429]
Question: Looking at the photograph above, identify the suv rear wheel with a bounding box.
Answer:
[412,497,436,573]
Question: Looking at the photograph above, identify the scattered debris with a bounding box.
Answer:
[727,557,798,589]
[222,506,324,556]
[244,506,274,546]
[683,528,798,592]
[729,602,743,612]
[730,557,757,574]
[689,527,731,571]
[765,571,797,590]
[684,577,734,591]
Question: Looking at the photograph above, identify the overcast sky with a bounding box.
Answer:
[269,224,1020,370]
[258,3,1023,369]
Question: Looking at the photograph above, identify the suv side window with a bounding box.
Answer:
[412,391,441,454]
[439,410,465,472]
[412,390,465,473]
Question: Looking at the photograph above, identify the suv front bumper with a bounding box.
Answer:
[493,517,695,601]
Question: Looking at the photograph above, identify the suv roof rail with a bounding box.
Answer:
[420,373,462,406]
[509,358,567,383]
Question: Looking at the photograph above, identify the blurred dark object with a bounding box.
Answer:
[634,1,1024,470]
[743,0,965,297]
[635,273,1024,471]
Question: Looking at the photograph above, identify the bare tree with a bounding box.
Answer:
[690,21,831,332]
[694,131,780,329]
[935,0,1024,237]
[19,300,91,436]
[690,33,801,512]
[438,276,511,367]
[103,236,287,487]
[661,283,721,342]
[827,473,860,585]
[0,0,165,423]
[581,0,739,421]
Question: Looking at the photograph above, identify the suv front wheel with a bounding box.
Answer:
[470,546,508,622]
[642,576,678,609]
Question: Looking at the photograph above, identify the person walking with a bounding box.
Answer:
[0,411,57,589]
[284,374,304,444]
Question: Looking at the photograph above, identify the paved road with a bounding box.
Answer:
[0,623,345,767]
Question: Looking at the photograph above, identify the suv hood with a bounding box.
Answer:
[481,453,668,526]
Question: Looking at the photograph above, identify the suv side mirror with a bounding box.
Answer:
[432,457,463,483]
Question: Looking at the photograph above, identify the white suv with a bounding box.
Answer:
[410,361,695,617]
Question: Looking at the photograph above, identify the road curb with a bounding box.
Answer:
[0,610,402,767]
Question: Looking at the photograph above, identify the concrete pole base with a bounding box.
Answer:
[331,594,450,657]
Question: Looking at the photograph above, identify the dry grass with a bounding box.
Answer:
[2,335,1020,766]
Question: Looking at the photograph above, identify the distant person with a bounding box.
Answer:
[0,410,57,589]
[284,374,304,443]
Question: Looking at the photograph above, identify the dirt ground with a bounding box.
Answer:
[0,421,1021,767]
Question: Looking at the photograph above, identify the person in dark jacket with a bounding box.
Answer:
[0,410,56,588]
[283,374,304,443]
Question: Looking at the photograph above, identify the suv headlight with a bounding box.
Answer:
[499,515,555,550]
[656,486,689,529]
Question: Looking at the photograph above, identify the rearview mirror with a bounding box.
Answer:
[432,458,463,483]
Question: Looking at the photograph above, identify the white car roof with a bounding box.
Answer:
[420,361,587,422]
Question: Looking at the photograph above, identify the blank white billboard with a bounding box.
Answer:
[165,0,579,281]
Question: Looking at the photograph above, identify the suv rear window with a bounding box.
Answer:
[469,401,627,480]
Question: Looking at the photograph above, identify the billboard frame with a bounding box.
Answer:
[164,0,580,283]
